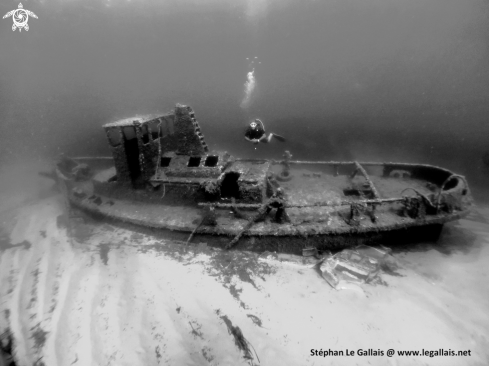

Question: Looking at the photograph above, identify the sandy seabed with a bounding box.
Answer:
[0,161,488,366]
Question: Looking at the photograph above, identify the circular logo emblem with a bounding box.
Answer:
[3,3,38,32]
[12,8,28,29]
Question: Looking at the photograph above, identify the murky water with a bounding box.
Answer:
[1,0,489,364]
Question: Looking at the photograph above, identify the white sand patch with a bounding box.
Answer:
[1,172,488,365]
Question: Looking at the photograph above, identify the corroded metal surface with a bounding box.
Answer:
[55,104,474,253]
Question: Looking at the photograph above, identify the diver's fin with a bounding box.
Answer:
[271,133,286,142]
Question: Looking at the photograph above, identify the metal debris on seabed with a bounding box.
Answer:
[318,245,392,289]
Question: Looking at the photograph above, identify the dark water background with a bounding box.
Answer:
[1,0,488,198]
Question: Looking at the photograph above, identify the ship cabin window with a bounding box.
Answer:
[188,157,201,167]
[160,157,172,167]
[204,155,219,167]
[123,126,137,140]
[141,124,150,144]
[149,120,161,140]
[107,128,122,147]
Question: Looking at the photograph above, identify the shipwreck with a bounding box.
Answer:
[54,104,474,254]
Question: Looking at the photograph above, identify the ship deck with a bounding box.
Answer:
[66,163,469,252]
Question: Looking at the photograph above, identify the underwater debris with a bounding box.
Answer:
[339,202,377,226]
[318,245,392,289]
[226,188,290,250]
[220,315,259,364]
[246,314,263,328]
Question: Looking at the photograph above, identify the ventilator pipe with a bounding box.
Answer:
[436,174,468,214]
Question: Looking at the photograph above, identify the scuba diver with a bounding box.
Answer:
[244,119,286,145]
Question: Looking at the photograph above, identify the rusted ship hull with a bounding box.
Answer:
[56,156,473,254]
[51,104,473,254]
